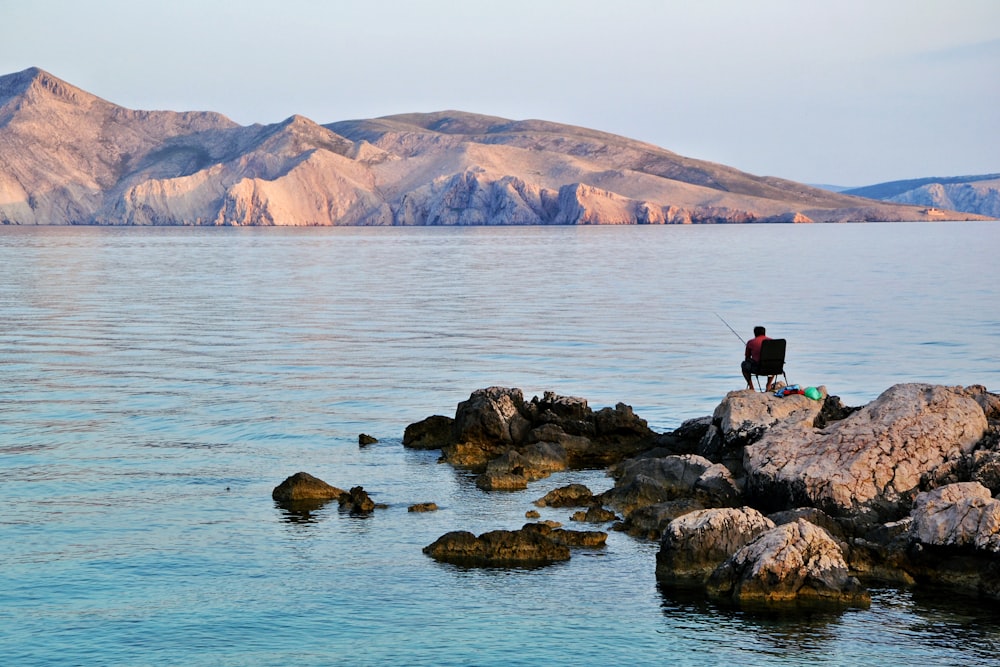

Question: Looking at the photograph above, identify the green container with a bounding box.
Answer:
[804,386,822,400]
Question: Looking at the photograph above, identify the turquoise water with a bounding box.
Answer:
[1,223,998,665]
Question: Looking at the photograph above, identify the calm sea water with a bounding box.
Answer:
[1,223,998,666]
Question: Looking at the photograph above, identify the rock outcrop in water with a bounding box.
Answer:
[2,67,989,227]
[409,382,1000,604]
[422,522,606,567]
[272,472,346,503]
[405,387,658,481]
[272,473,384,514]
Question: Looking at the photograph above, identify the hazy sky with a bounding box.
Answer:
[3,0,998,185]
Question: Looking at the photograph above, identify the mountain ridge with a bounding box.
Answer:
[841,175,1000,218]
[0,67,990,226]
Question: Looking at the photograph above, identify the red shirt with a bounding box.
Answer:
[745,334,770,363]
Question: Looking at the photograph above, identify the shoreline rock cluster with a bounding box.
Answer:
[273,382,1000,608]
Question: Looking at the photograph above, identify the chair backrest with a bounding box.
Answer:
[755,338,786,375]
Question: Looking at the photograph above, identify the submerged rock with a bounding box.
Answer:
[408,502,439,513]
[570,505,619,523]
[339,486,378,513]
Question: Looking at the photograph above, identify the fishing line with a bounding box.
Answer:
[714,312,745,344]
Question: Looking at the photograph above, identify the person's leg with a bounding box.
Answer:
[741,360,753,390]
[766,376,775,392]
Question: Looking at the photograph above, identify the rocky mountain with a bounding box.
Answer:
[0,67,989,226]
[843,175,1000,219]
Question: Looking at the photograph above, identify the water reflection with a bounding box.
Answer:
[274,499,332,524]
[658,584,845,653]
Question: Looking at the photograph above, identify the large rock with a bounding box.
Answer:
[603,454,742,514]
[445,387,530,467]
[909,482,1000,553]
[706,519,870,606]
[424,387,656,472]
[713,388,826,448]
[905,482,1000,599]
[655,507,775,587]
[272,472,346,503]
[611,454,712,493]
[744,384,988,523]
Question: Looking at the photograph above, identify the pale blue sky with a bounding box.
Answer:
[2,0,998,186]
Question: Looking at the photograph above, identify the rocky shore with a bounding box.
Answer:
[275,382,1000,607]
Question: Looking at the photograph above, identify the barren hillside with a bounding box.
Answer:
[0,68,988,226]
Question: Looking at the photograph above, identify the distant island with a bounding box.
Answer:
[0,67,993,226]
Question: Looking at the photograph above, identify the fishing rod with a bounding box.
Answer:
[714,312,745,344]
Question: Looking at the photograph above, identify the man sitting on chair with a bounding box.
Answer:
[741,325,774,391]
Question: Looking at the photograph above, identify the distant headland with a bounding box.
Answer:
[0,67,993,226]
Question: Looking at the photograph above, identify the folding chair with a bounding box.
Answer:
[751,338,788,392]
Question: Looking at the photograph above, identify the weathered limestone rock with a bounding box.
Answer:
[714,388,826,448]
[909,483,1000,552]
[423,526,571,566]
[768,507,848,546]
[954,384,1000,419]
[402,415,455,450]
[655,507,775,587]
[272,472,346,503]
[706,519,870,606]
[905,482,1000,599]
[745,384,988,522]
[358,433,378,446]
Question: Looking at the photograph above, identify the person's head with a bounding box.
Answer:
[754,326,766,337]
